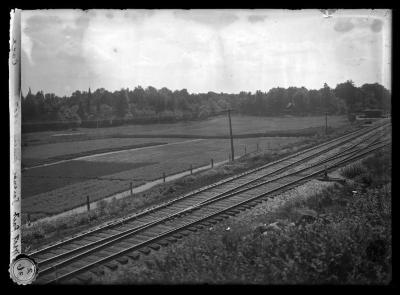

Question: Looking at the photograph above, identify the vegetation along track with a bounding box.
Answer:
[29,121,391,284]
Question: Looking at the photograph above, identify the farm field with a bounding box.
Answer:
[22,115,348,145]
[21,115,351,219]
[102,115,348,137]
[83,137,304,179]
[22,137,187,167]
[22,136,305,216]
[22,178,145,216]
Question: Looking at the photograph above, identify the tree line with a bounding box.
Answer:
[21,80,390,132]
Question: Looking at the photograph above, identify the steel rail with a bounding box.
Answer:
[33,125,387,268]
[44,140,390,284]
[37,138,389,282]
[29,122,388,258]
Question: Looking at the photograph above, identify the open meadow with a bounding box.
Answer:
[22,115,349,145]
[21,115,350,220]
[22,138,187,168]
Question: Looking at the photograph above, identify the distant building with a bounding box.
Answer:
[355,109,385,124]
[360,109,384,118]
[284,101,295,115]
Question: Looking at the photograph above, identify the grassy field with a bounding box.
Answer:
[22,178,145,217]
[21,115,351,220]
[22,115,349,145]
[22,124,368,248]
[22,138,186,167]
[22,139,318,249]
[22,137,304,216]
[22,160,156,197]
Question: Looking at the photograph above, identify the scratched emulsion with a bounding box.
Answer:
[10,9,22,262]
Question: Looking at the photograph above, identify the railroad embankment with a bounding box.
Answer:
[99,147,391,284]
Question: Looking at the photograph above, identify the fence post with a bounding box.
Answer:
[190,164,193,175]
[130,182,133,196]
[86,195,90,212]
[27,213,31,226]
[244,146,247,155]
[211,158,214,168]
[256,143,259,152]
[163,172,166,183]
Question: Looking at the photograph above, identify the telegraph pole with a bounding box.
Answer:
[325,112,328,134]
[227,109,235,161]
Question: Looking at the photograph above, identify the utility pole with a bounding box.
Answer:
[227,109,235,161]
[86,195,90,212]
[325,112,328,135]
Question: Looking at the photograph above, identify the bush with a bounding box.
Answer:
[340,163,366,179]
[97,199,108,215]
[348,113,357,123]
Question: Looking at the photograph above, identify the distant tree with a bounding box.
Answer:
[22,88,37,121]
[21,81,390,131]
[57,104,81,124]
[130,86,146,105]
[114,89,130,118]
[292,88,309,114]
[360,83,391,111]
[308,89,323,114]
[334,80,358,112]
[98,104,114,123]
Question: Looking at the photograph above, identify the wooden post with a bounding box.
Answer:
[325,112,328,135]
[227,110,235,161]
[244,146,247,155]
[211,158,214,168]
[130,182,133,196]
[27,213,31,226]
[190,164,193,175]
[163,172,166,183]
[86,195,90,212]
[256,142,259,152]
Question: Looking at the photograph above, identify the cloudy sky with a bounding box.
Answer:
[21,9,391,96]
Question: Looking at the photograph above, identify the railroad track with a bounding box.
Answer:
[30,121,391,284]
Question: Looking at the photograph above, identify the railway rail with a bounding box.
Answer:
[29,121,391,284]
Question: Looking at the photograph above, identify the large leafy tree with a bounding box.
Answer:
[114,89,130,118]
[334,80,359,112]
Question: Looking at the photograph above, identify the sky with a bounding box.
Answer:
[21,9,391,97]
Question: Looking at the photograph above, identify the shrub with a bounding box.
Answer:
[340,163,366,179]
[97,199,108,215]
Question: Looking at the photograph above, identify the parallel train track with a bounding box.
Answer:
[29,121,391,284]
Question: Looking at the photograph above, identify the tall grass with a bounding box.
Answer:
[109,150,392,284]
[340,163,366,179]
[114,181,392,284]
